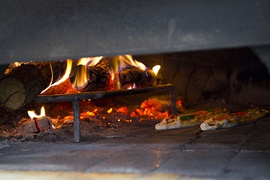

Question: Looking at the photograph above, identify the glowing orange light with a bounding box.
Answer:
[116,106,128,114]
[111,73,115,81]
[87,111,95,116]
[81,111,95,117]
[107,108,113,114]
[72,56,103,90]
[130,111,136,117]
[64,115,73,120]
[127,83,136,90]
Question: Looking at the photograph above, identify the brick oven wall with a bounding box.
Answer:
[136,48,270,107]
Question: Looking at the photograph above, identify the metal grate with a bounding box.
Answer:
[34,84,176,142]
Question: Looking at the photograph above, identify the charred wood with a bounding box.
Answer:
[0,61,67,110]
[116,67,157,89]
[72,58,113,92]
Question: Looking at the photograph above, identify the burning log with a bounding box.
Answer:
[0,61,68,110]
[108,55,157,89]
[73,55,158,91]
[41,78,77,95]
[72,58,113,91]
[116,67,157,89]
[0,55,160,110]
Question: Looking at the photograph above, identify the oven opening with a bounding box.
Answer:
[0,47,269,143]
[1,1,270,178]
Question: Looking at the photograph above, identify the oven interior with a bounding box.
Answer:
[0,0,270,179]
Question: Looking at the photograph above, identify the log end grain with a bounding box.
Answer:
[0,77,26,110]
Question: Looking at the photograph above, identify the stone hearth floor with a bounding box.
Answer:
[0,117,270,180]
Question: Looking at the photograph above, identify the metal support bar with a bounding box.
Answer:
[35,84,176,103]
[72,99,80,143]
[170,87,176,115]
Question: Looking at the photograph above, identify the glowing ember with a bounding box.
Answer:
[116,106,128,114]
[127,83,136,90]
[107,108,113,114]
[81,111,96,117]
[28,106,46,120]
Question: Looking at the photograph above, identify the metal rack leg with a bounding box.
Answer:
[170,87,176,115]
[72,99,80,142]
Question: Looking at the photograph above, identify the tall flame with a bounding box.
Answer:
[52,59,73,86]
[28,106,46,120]
[41,59,73,94]
[51,55,157,91]
[108,55,148,89]
[72,65,88,90]
[109,55,146,74]
[122,55,146,71]
[77,56,103,66]
[152,65,161,76]
[72,56,103,90]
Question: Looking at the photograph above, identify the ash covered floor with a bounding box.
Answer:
[0,117,270,180]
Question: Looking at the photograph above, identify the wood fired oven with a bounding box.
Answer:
[1,0,270,141]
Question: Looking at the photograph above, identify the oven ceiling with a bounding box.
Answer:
[1,0,270,63]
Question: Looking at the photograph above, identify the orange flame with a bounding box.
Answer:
[109,55,146,74]
[41,59,73,94]
[39,55,160,94]
[28,106,46,120]
[152,65,161,76]
[53,59,73,86]
[77,56,103,66]
[72,65,88,90]
[72,56,103,90]
[123,55,146,71]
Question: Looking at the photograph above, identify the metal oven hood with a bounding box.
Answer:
[1,0,270,63]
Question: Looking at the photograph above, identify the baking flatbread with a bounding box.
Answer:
[155,108,269,131]
[155,108,227,130]
[200,108,269,131]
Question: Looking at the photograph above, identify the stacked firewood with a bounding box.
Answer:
[0,56,159,110]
